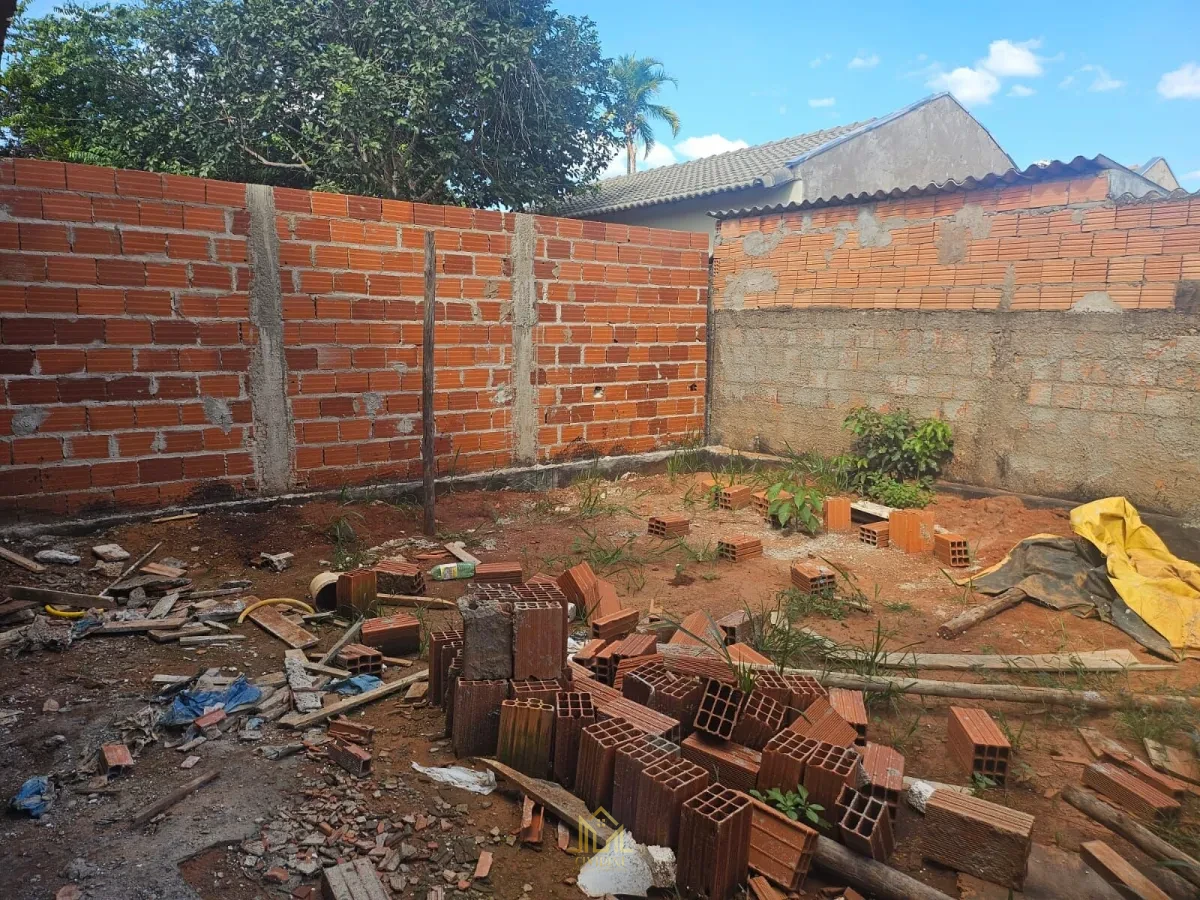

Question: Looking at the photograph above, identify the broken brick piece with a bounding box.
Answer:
[758,730,820,794]
[681,732,762,793]
[327,739,372,776]
[828,688,868,746]
[474,561,523,584]
[693,678,746,740]
[823,497,853,532]
[802,741,863,813]
[634,755,711,849]
[557,562,598,610]
[194,708,226,730]
[859,521,889,548]
[790,560,836,594]
[860,741,905,818]
[715,609,753,645]
[328,717,376,745]
[922,789,1034,889]
[372,559,426,595]
[787,696,858,748]
[100,742,134,775]
[947,706,1011,787]
[612,734,680,835]
[361,612,420,656]
[1083,762,1181,821]
[335,569,378,614]
[717,534,763,562]
[678,784,753,900]
[576,717,642,813]
[934,532,971,567]
[837,787,894,861]
[749,797,818,892]
[512,600,566,680]
[451,679,510,758]
[552,691,595,789]
[731,691,787,751]
[648,513,691,538]
[336,642,384,676]
[496,699,554,779]
[427,629,463,707]
[591,607,639,641]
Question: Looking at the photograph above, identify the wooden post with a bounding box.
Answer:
[937,588,1025,638]
[422,230,436,536]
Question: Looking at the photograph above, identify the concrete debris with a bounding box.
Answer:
[577,829,654,897]
[92,544,130,562]
[34,549,81,565]
[257,551,295,572]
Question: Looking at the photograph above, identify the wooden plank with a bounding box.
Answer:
[1145,739,1200,787]
[480,759,616,848]
[0,547,46,573]
[178,634,247,645]
[938,589,1025,639]
[1080,840,1170,900]
[322,858,389,900]
[445,542,481,565]
[151,512,198,524]
[147,592,181,619]
[284,669,427,729]
[149,625,210,643]
[131,770,219,826]
[0,599,37,617]
[376,592,457,610]
[6,584,118,610]
[89,616,188,635]
[422,229,436,537]
[248,604,318,649]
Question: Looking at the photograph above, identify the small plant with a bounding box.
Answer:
[766,481,822,533]
[883,600,913,613]
[326,512,366,570]
[969,772,997,795]
[995,712,1028,752]
[666,432,707,479]
[863,474,934,508]
[749,786,826,828]
[779,586,848,621]
[840,407,953,505]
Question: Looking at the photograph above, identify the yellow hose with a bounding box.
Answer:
[45,605,85,619]
[237,596,315,624]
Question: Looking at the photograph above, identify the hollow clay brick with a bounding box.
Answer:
[373,558,425,595]
[427,629,463,707]
[790,560,836,594]
[668,610,724,648]
[757,730,820,794]
[648,512,691,538]
[584,577,624,624]
[634,756,711,848]
[576,716,642,812]
[860,741,905,817]
[837,788,894,861]
[474,560,523,583]
[327,739,372,776]
[512,600,566,680]
[650,675,704,736]
[947,706,1011,786]
[922,789,1034,889]
[889,508,936,554]
[718,534,763,562]
[681,732,762,793]
[748,797,818,892]
[694,678,746,740]
[678,784,753,900]
[715,609,752,645]
[782,674,827,715]
[591,607,639,641]
[336,569,377,613]
[859,521,889,548]
[622,659,675,705]
[786,696,858,748]
[827,688,868,745]
[361,612,420,655]
[752,488,792,519]
[336,642,383,675]
[557,561,598,610]
[568,661,681,740]
[934,532,970,567]
[718,484,753,511]
[753,670,793,709]
[731,691,787,751]
[823,497,853,532]
[496,698,554,778]
[1083,762,1181,821]
[612,734,680,835]
[510,678,562,705]
[451,679,509,758]
[552,690,595,789]
[802,741,863,812]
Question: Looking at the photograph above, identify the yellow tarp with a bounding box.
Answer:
[1070,497,1200,652]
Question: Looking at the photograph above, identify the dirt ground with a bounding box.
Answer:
[1,465,1198,899]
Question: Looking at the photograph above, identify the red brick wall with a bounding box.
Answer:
[713,174,1200,311]
[0,160,708,517]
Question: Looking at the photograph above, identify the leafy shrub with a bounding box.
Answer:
[863,474,934,508]
[840,407,953,507]
[766,482,822,534]
[749,786,826,827]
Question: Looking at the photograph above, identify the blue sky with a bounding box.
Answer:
[16,0,1200,186]
[556,0,1200,186]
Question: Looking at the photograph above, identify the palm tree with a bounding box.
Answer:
[610,55,680,175]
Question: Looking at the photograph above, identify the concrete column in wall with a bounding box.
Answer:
[245,184,296,494]
[510,212,539,465]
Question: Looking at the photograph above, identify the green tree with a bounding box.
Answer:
[609,54,680,175]
[0,0,621,208]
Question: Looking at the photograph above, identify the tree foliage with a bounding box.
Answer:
[609,54,679,175]
[0,0,622,207]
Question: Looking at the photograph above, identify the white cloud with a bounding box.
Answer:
[675,134,749,159]
[1158,62,1200,99]
[1081,64,1123,92]
[600,142,678,179]
[810,53,832,68]
[1008,84,1035,97]
[848,52,880,69]
[778,105,788,115]
[1058,74,1075,89]
[981,39,1043,77]
[928,66,1001,105]
[1183,170,1200,183]
[808,97,836,108]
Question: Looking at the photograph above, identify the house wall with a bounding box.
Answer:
[0,159,708,518]
[709,173,1200,518]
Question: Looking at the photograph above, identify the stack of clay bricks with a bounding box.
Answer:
[647,512,690,538]
[947,707,1011,786]
[717,535,764,562]
[557,560,639,640]
[790,560,836,594]
[372,558,425,595]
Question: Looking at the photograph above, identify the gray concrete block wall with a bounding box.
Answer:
[711,307,1200,519]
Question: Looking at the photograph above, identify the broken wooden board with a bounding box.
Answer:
[799,630,1169,672]
[0,599,37,618]
[87,616,188,636]
[445,542,481,565]
[321,857,389,900]
[248,604,318,649]
[130,770,219,826]
[147,592,181,620]
[283,669,426,729]
[1080,840,1170,900]
[149,625,210,643]
[151,512,198,524]
[1145,738,1200,786]
[141,562,187,578]
[480,759,615,848]
[178,634,246,645]
[6,584,117,610]
[0,547,46,573]
[1021,844,1124,900]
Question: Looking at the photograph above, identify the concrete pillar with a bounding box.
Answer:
[245,184,295,493]
[510,212,538,465]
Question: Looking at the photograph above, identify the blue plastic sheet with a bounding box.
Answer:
[161,675,262,726]
[10,776,53,818]
[330,674,382,695]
